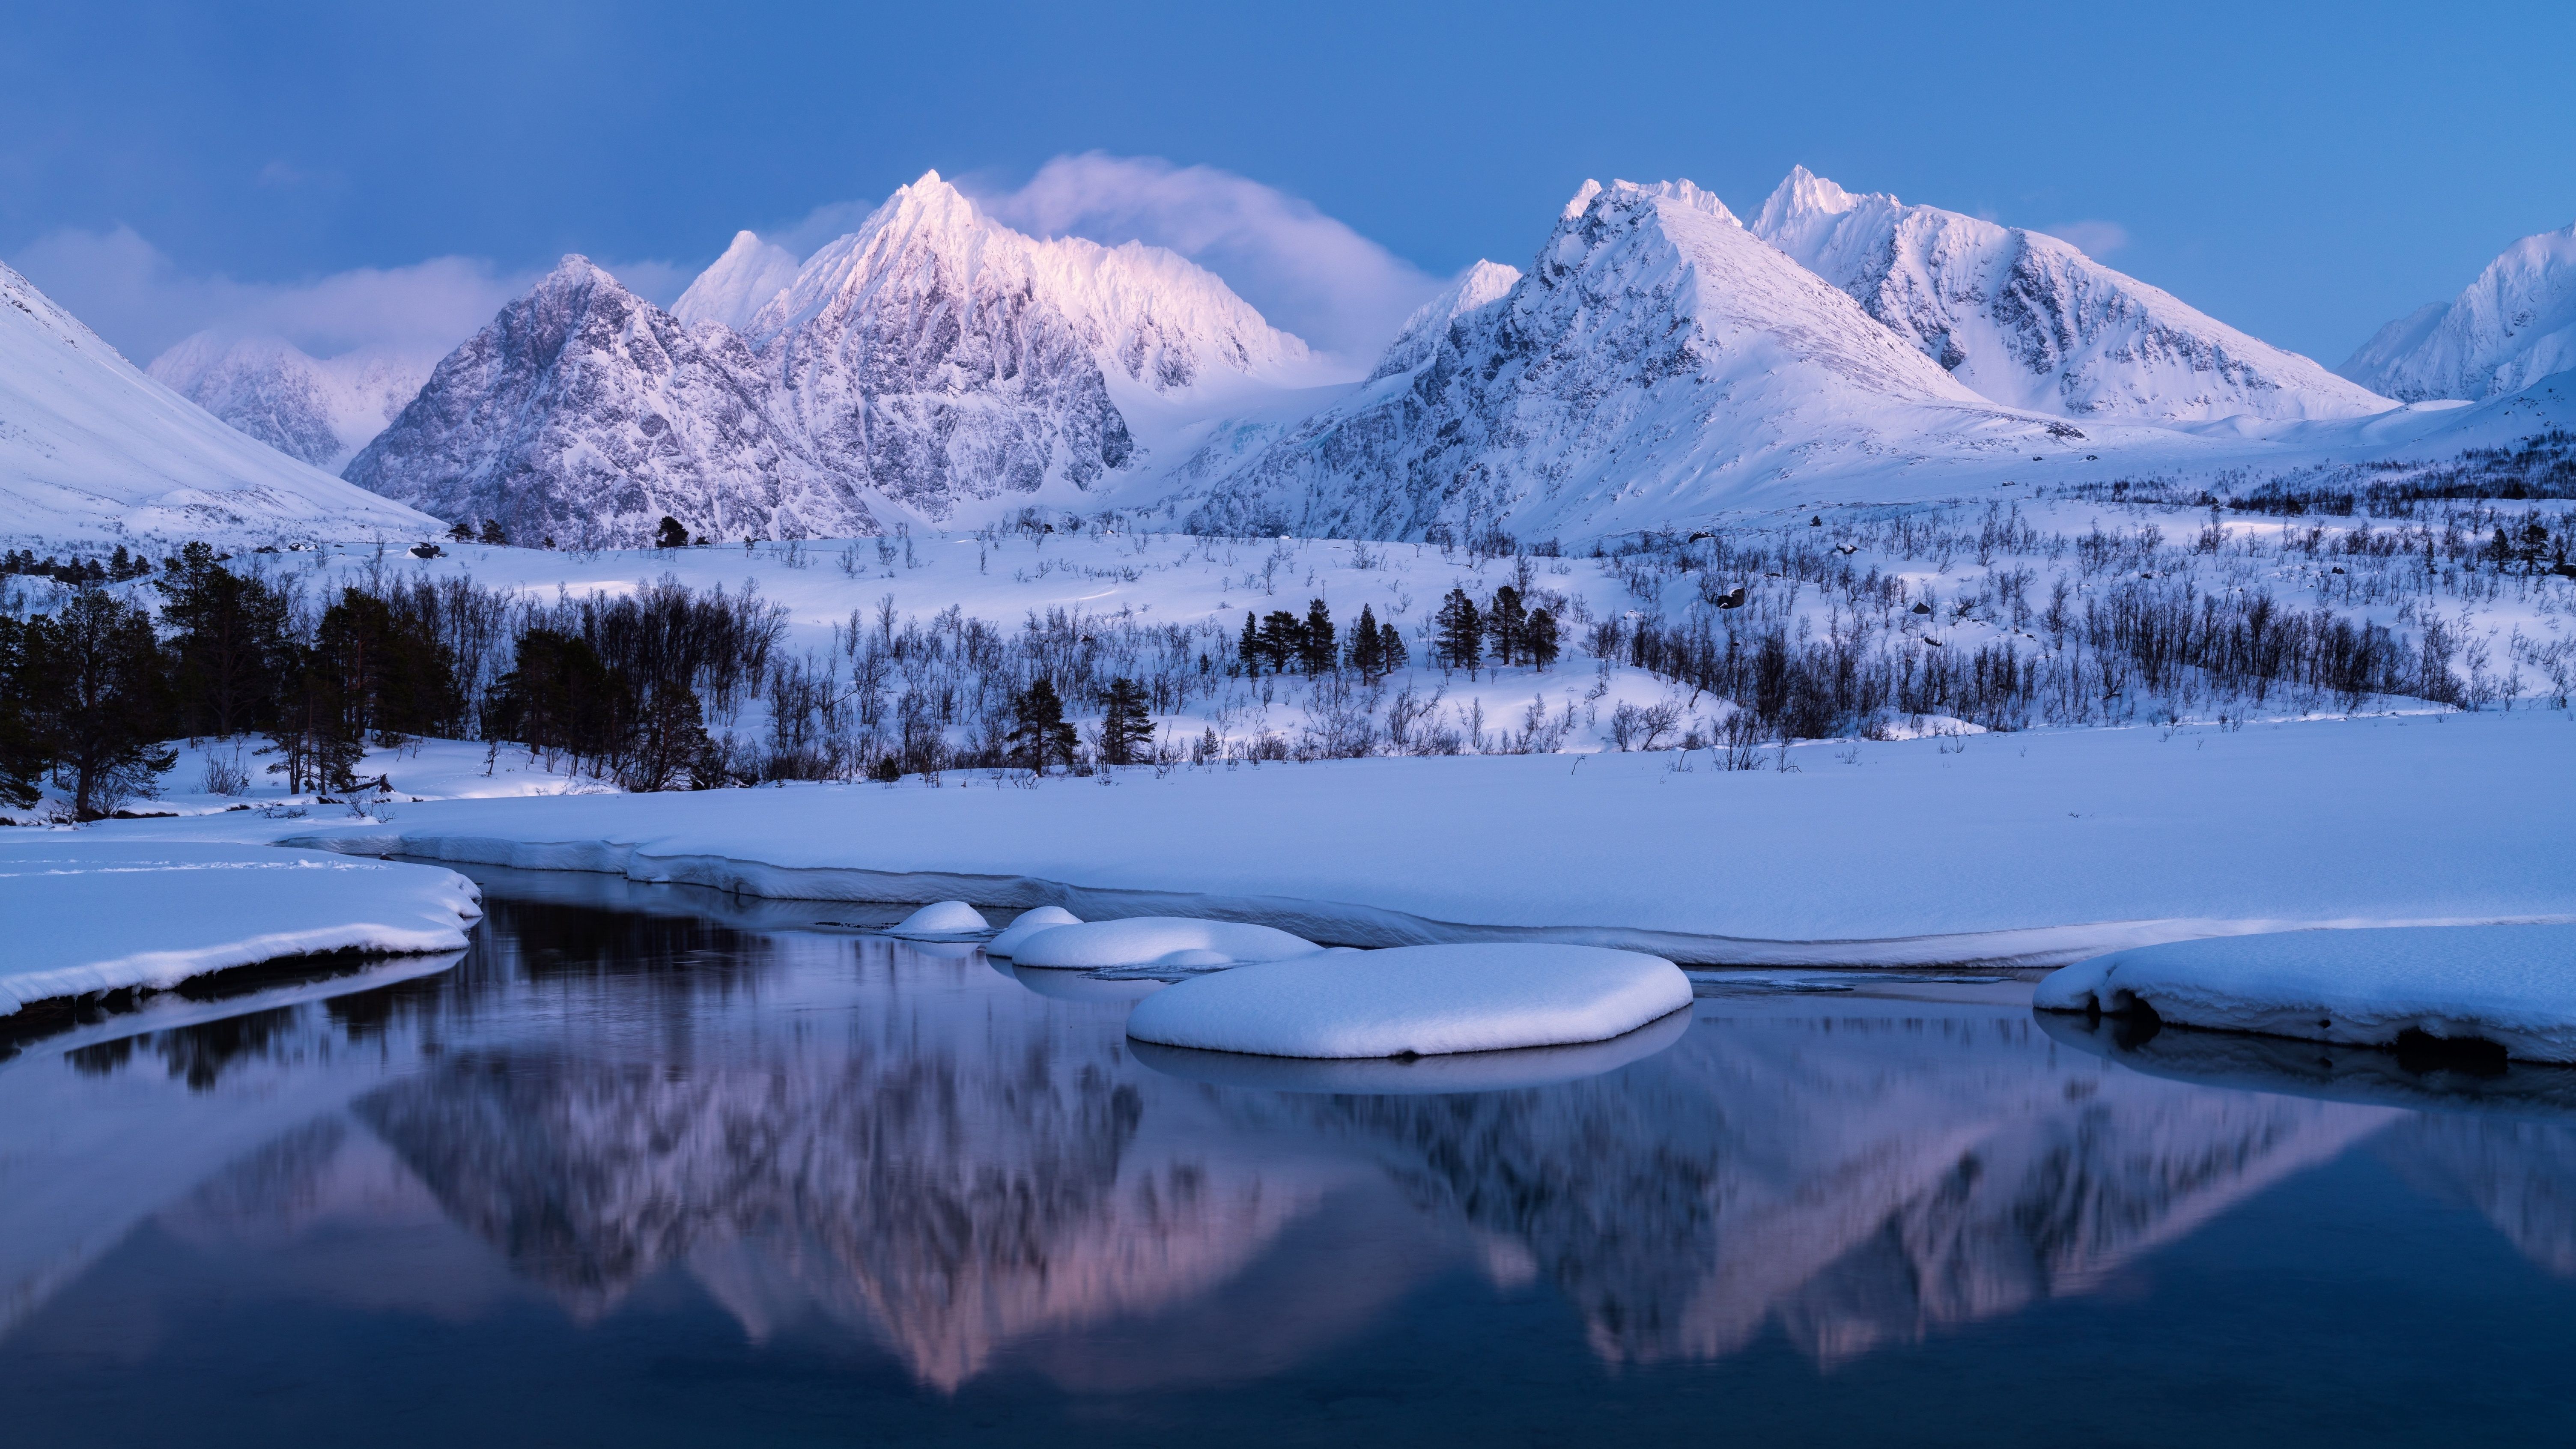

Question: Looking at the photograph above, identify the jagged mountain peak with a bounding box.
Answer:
[344,256,873,546]
[1755,164,1860,237]
[672,230,801,333]
[1365,259,1521,382]
[1752,168,2391,422]
[2340,218,2576,401]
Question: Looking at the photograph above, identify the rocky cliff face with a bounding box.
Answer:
[149,333,429,470]
[343,257,873,546]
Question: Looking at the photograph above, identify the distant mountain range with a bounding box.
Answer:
[7,168,2575,549]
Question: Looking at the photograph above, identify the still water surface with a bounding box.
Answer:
[5,869,2575,1446]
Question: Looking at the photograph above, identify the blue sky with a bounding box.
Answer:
[5,0,2571,367]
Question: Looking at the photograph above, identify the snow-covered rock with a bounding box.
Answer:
[984,904,1082,957]
[148,333,431,471]
[1181,177,2083,541]
[889,899,990,937]
[1751,167,2391,423]
[1129,1002,1690,1092]
[0,839,481,1016]
[2034,924,2576,1062]
[1008,916,1321,971]
[343,256,876,546]
[1363,259,1520,383]
[2340,218,2576,401]
[0,260,445,549]
[1124,943,1693,1059]
[670,230,802,333]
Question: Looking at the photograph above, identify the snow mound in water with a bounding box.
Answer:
[2035,924,2576,1063]
[889,900,990,937]
[1008,916,1320,970]
[1129,1006,1691,1093]
[984,905,1083,957]
[1124,943,1693,1059]
[0,840,480,1016]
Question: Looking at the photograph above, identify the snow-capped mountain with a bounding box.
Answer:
[344,257,875,546]
[148,332,431,471]
[669,230,801,333]
[1182,178,2087,541]
[743,170,1321,519]
[1751,167,2390,423]
[2340,218,2576,401]
[351,174,1324,536]
[0,259,443,547]
[1365,259,1520,383]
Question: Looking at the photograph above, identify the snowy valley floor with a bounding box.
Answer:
[87,707,2576,969]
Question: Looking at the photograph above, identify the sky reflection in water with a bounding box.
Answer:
[4,875,2575,1446]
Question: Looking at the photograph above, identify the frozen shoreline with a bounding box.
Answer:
[71,709,2576,967]
[0,840,483,1017]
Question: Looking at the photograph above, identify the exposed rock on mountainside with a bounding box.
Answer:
[344,257,873,546]
[1751,166,2390,423]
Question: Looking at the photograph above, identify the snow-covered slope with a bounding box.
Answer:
[2341,219,2576,401]
[149,332,430,471]
[1752,167,2390,423]
[1183,178,2086,541]
[745,170,1323,519]
[670,230,801,333]
[0,260,444,548]
[344,257,875,547]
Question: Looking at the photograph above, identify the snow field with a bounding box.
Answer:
[2035,925,2576,1063]
[1008,917,1321,971]
[0,839,483,1016]
[86,705,2573,967]
[1123,943,1693,1059]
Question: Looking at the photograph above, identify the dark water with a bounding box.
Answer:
[6,871,2576,1447]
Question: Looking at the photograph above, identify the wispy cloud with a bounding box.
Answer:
[7,226,688,368]
[966,153,1445,365]
[2041,219,2131,259]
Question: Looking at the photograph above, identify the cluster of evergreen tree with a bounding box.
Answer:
[1431,585,1560,674]
[1236,598,1409,680]
[3,546,156,586]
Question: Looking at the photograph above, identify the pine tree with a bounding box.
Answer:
[0,614,48,808]
[1259,610,1303,674]
[1099,676,1153,765]
[1349,603,1384,678]
[1238,611,1263,675]
[1487,586,1527,665]
[1376,617,1408,673]
[478,519,507,546]
[1434,588,1482,674]
[1526,607,1561,671]
[1009,678,1079,773]
[656,515,690,549]
[1299,598,1336,675]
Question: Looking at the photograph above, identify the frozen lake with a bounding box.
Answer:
[4,868,2575,1445]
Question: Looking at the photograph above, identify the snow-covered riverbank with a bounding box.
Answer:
[0,841,481,1017]
[78,708,2576,966]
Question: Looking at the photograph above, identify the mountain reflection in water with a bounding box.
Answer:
[6,888,2576,1437]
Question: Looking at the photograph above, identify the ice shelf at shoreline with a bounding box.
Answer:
[0,839,482,1016]
[2035,924,2576,1063]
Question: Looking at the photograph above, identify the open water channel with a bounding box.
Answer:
[4,866,2574,1446]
